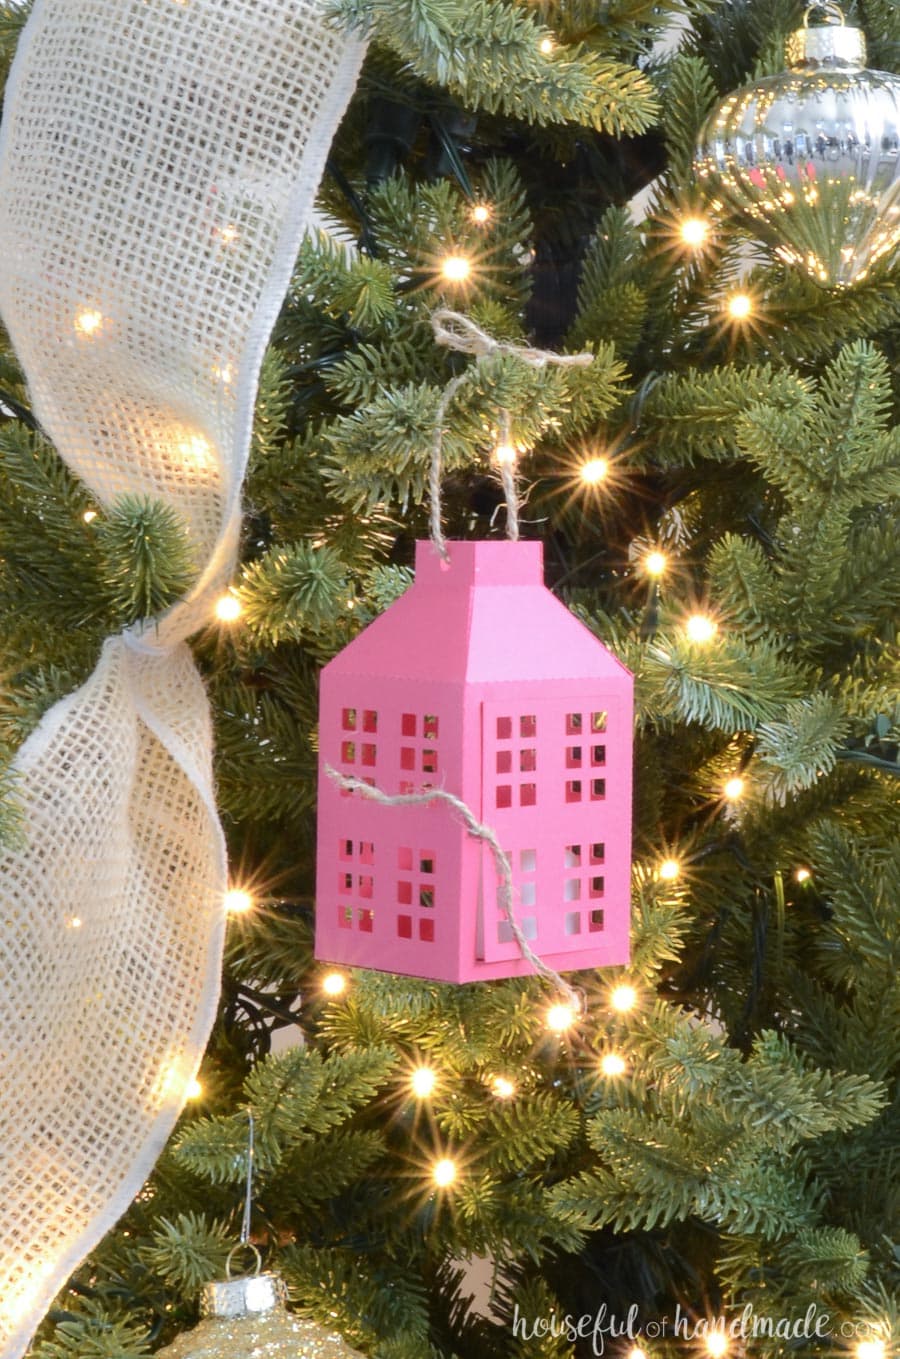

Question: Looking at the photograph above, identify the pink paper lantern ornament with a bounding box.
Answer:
[315,538,634,983]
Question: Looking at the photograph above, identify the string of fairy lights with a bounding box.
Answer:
[59,182,871,1356]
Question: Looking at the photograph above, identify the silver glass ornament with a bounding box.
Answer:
[695,2,900,287]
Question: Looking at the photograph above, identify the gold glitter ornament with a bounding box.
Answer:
[155,1259,366,1359]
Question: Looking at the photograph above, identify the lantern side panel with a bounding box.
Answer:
[473,693,631,975]
[316,676,477,981]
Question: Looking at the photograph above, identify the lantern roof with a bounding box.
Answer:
[324,539,631,685]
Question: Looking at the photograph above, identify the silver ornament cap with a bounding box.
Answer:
[153,1244,368,1359]
[199,1270,288,1319]
[785,4,866,70]
[695,2,900,288]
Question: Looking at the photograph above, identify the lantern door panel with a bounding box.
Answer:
[476,695,632,964]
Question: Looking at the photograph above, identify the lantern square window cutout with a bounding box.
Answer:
[499,916,536,944]
[316,540,633,982]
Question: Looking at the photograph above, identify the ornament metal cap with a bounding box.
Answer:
[199,1245,288,1320]
[786,3,866,70]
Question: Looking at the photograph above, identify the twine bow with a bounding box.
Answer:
[428,308,594,558]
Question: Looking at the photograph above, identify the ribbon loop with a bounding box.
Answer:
[0,4,366,1354]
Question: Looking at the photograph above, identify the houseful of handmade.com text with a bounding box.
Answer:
[512,1302,877,1354]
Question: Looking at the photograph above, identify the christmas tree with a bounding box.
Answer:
[1,1,898,1357]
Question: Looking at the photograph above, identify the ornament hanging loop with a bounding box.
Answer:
[225,1242,262,1281]
[802,2,845,27]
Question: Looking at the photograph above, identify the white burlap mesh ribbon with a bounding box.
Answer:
[0,3,365,1353]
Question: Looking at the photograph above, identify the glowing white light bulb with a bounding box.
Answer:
[224,888,253,914]
[600,1052,627,1077]
[178,432,215,467]
[440,255,471,283]
[705,1331,729,1358]
[322,971,348,997]
[659,858,681,882]
[723,776,745,802]
[856,1340,886,1359]
[546,1002,576,1033]
[82,509,98,524]
[186,1078,203,1100]
[579,456,608,486]
[680,217,710,247]
[728,292,753,320]
[491,1075,516,1099]
[494,442,517,466]
[67,915,83,930]
[644,550,667,577]
[74,308,104,337]
[539,36,555,54]
[627,1348,648,1359]
[610,984,637,1013]
[470,203,491,225]
[431,1157,457,1187]
[685,613,717,642]
[411,1066,437,1098]
[215,592,243,623]
[218,223,239,244]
